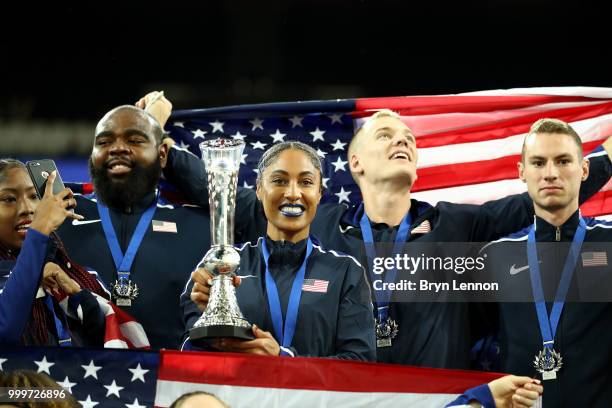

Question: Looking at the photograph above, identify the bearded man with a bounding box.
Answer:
[58,105,211,349]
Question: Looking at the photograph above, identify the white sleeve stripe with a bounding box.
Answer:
[312,243,363,268]
[585,149,608,159]
[171,144,198,157]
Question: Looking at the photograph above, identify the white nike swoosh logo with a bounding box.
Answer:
[509,264,529,275]
[72,219,101,226]
[339,225,354,233]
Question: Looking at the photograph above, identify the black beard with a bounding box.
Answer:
[89,158,161,209]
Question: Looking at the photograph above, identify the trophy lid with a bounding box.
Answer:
[200,138,245,172]
[200,138,245,149]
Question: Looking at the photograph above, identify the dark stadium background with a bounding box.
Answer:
[0,0,607,182]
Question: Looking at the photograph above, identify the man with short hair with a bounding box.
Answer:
[164,107,612,368]
[58,104,211,349]
[480,118,612,405]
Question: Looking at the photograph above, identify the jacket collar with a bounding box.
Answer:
[534,209,581,242]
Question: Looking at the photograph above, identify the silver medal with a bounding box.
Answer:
[375,317,399,348]
[534,347,563,380]
[112,278,139,307]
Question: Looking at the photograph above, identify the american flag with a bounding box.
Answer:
[0,345,159,408]
[581,251,608,267]
[301,278,329,293]
[151,220,177,233]
[166,87,612,219]
[0,346,506,407]
[153,349,503,407]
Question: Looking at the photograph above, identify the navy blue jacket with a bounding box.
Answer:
[0,229,48,343]
[165,145,611,368]
[182,236,376,360]
[0,229,105,346]
[57,191,211,349]
[481,211,612,407]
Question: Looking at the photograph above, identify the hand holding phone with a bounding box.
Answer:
[28,169,84,235]
[26,159,66,198]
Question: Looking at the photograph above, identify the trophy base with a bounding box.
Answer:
[189,324,255,347]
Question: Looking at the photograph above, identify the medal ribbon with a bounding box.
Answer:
[43,295,72,347]
[527,217,586,351]
[261,238,313,348]
[360,209,411,324]
[97,198,157,285]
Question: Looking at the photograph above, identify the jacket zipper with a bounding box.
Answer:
[555,226,561,241]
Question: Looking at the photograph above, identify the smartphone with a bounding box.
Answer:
[25,159,67,198]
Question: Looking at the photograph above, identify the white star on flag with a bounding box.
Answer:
[125,398,147,408]
[322,178,330,188]
[251,141,267,150]
[253,168,260,175]
[309,127,326,142]
[240,153,248,165]
[104,379,125,398]
[316,148,327,158]
[0,358,6,370]
[289,115,304,128]
[331,139,347,151]
[79,395,99,408]
[231,131,247,141]
[243,181,254,189]
[328,114,343,124]
[332,156,348,172]
[81,360,102,379]
[209,120,225,133]
[335,187,351,203]
[57,376,77,394]
[172,122,184,128]
[128,363,149,383]
[249,118,264,130]
[34,355,55,375]
[270,129,287,143]
[191,129,207,139]
[178,140,190,150]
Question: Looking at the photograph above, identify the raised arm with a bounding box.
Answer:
[164,145,267,244]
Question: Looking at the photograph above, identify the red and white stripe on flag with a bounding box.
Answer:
[354,87,612,220]
[154,350,502,407]
[93,293,150,349]
[57,291,150,349]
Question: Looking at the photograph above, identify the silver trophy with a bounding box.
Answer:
[189,138,254,344]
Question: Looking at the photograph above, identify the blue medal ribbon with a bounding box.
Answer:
[527,217,586,352]
[43,295,72,347]
[97,198,157,285]
[261,237,313,349]
[359,208,411,324]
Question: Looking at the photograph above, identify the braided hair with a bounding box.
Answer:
[0,158,109,345]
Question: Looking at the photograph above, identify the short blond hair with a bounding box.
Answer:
[348,109,401,159]
[522,118,583,162]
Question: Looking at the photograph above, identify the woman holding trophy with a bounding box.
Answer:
[182,141,376,360]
